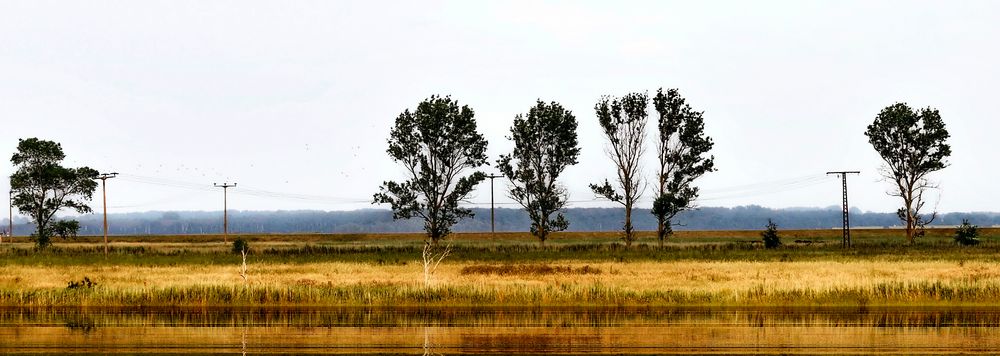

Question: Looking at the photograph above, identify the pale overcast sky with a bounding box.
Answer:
[1,0,998,215]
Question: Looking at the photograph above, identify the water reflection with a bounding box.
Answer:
[1,307,999,354]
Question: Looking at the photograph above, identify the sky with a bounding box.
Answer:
[1,0,998,216]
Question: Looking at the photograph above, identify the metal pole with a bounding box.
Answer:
[486,174,503,239]
[215,183,236,243]
[102,179,108,255]
[5,190,10,244]
[224,186,228,239]
[827,171,859,248]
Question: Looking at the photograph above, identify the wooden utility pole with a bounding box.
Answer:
[486,174,503,239]
[94,173,118,257]
[827,171,860,248]
[214,182,237,243]
[5,190,10,244]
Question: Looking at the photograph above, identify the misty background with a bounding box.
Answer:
[2,1,998,232]
[3,207,998,236]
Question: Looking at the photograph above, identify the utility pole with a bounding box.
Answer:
[827,171,860,248]
[5,190,10,244]
[486,174,503,239]
[95,172,118,257]
[214,182,237,243]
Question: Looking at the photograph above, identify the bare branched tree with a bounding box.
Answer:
[239,249,249,286]
[590,92,648,246]
[420,240,451,286]
[865,102,951,244]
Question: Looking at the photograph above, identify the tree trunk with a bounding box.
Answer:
[656,217,666,246]
[905,194,915,244]
[906,214,915,244]
[624,202,633,247]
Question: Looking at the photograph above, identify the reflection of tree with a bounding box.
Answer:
[423,327,443,356]
[241,326,248,356]
[64,315,97,335]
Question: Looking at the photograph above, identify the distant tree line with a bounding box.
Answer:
[6,206,996,236]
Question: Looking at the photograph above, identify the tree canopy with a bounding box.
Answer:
[9,138,98,248]
[590,92,648,246]
[497,100,581,244]
[373,95,489,244]
[650,88,715,243]
[864,102,951,243]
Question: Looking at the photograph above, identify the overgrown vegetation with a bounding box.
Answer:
[0,230,998,307]
[6,279,1000,307]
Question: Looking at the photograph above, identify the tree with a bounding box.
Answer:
[954,219,979,246]
[590,93,648,246]
[650,88,716,244]
[372,95,488,284]
[9,138,98,248]
[761,219,781,249]
[497,100,581,245]
[864,103,951,244]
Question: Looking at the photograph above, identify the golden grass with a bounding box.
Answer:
[460,264,603,276]
[4,259,1000,307]
[1,228,997,307]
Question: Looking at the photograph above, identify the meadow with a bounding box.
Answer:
[1,229,999,307]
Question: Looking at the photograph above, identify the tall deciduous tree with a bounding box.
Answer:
[497,100,581,244]
[373,95,488,244]
[590,93,648,246]
[9,138,98,248]
[864,102,951,244]
[650,88,715,244]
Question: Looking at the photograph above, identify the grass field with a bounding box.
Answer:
[1,229,998,307]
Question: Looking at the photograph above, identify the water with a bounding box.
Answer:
[2,307,1000,354]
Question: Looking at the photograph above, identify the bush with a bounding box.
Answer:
[232,238,250,254]
[954,219,980,246]
[761,219,781,249]
[67,277,96,289]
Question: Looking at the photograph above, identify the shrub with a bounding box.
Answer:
[67,277,96,289]
[232,238,250,254]
[761,219,781,249]
[954,219,980,246]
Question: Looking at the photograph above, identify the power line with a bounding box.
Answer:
[696,174,833,202]
[118,173,368,204]
[114,171,843,211]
